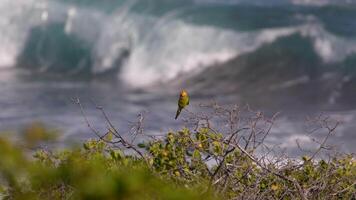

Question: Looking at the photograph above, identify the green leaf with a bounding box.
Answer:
[137,143,146,148]
[83,142,90,150]
[193,150,201,160]
[110,149,124,160]
[105,131,113,141]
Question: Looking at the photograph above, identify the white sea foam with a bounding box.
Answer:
[299,23,356,63]
[1,0,356,88]
[0,0,49,68]
[120,21,356,87]
[120,21,303,87]
[292,0,356,6]
[195,0,356,6]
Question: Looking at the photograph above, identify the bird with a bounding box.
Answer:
[175,89,190,120]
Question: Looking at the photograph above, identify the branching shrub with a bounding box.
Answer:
[0,100,355,199]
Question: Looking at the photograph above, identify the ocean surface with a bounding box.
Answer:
[1,0,356,154]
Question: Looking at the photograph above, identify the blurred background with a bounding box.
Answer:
[0,0,356,154]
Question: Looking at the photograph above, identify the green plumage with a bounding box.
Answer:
[175,91,189,119]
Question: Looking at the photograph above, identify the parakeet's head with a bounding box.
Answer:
[180,89,188,97]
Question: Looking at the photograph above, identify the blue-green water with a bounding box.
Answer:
[0,0,356,154]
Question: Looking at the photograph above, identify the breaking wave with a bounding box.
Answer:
[1,0,356,87]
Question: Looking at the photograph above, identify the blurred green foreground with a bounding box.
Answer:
[0,122,355,200]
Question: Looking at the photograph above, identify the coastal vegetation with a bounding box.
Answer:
[0,101,355,199]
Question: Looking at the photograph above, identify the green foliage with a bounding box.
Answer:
[147,128,211,181]
[22,122,58,148]
[0,135,215,200]
[0,125,355,199]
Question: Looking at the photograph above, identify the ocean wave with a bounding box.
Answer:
[0,0,47,67]
[1,0,356,86]
[121,21,356,87]
[194,0,356,6]
[291,0,356,6]
[120,23,300,87]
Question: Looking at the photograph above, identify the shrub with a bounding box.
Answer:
[0,101,355,199]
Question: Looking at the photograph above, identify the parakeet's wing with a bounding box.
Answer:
[176,97,182,119]
[178,98,185,108]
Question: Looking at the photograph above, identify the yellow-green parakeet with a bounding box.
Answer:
[175,89,189,119]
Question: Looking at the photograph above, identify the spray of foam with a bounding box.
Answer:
[0,0,50,68]
[292,0,326,5]
[0,0,107,69]
[299,23,356,63]
[2,0,356,84]
[292,0,356,6]
[199,0,356,6]
[120,19,298,87]
[118,17,356,87]
[92,10,143,73]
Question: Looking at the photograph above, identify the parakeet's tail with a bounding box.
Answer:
[175,108,182,120]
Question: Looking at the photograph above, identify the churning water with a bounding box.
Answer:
[0,0,356,154]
